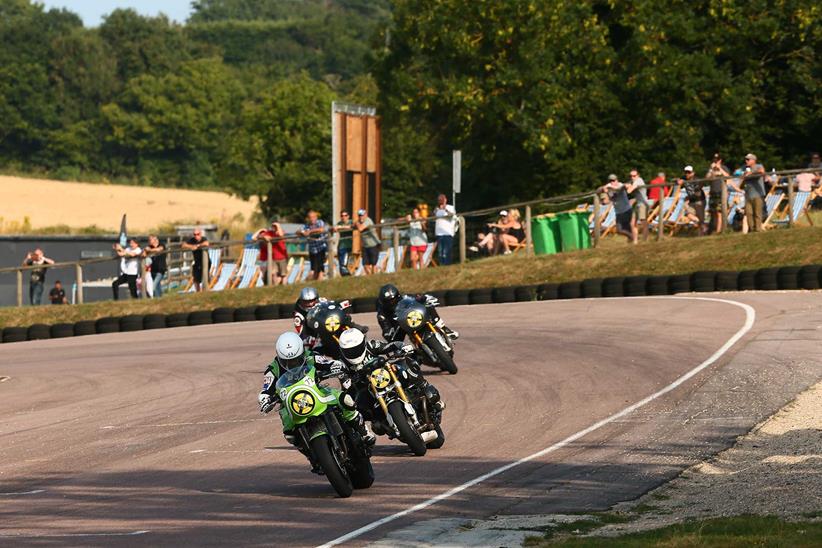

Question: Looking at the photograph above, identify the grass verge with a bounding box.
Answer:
[1,225,820,328]
[524,515,822,547]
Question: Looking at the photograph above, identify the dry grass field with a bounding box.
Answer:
[0,175,259,233]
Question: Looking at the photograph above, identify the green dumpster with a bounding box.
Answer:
[531,215,562,255]
[557,211,592,251]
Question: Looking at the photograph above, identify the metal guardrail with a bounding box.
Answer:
[2,168,817,307]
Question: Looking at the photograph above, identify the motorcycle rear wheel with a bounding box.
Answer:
[388,401,427,456]
[349,451,375,489]
[309,435,353,498]
[427,335,458,374]
[426,423,446,449]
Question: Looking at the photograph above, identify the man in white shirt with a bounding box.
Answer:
[112,238,143,300]
[434,194,457,265]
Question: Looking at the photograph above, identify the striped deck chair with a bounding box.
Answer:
[233,246,262,289]
[286,258,304,285]
[421,242,437,267]
[383,246,406,274]
[769,191,814,227]
[665,195,688,234]
[588,203,613,231]
[762,192,786,227]
[210,263,237,291]
[647,196,674,229]
[599,206,617,236]
[208,248,221,280]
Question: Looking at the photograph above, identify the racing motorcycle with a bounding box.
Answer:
[306,301,361,359]
[355,347,445,456]
[393,295,458,374]
[272,362,374,497]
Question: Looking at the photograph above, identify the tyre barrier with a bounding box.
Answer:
[166,312,189,328]
[212,307,236,324]
[95,316,120,334]
[119,315,144,332]
[755,267,779,291]
[624,275,649,297]
[469,287,493,305]
[581,278,603,298]
[538,283,559,300]
[558,281,582,299]
[352,297,377,314]
[799,264,822,290]
[668,274,691,294]
[646,275,670,296]
[691,271,717,293]
[27,324,51,340]
[514,285,538,302]
[777,266,801,290]
[446,289,470,306]
[602,277,625,298]
[492,286,517,304]
[738,270,757,291]
[3,264,822,344]
[188,310,213,326]
[50,323,75,338]
[716,271,740,292]
[234,306,258,322]
[3,326,28,343]
[74,320,97,336]
[143,314,167,330]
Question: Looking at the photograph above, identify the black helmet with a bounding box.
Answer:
[298,286,319,310]
[378,284,401,307]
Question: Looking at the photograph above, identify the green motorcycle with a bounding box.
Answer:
[274,362,374,498]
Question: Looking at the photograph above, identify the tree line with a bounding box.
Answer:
[1,0,820,219]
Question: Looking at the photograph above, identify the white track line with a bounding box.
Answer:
[0,530,149,538]
[0,489,44,496]
[317,296,756,548]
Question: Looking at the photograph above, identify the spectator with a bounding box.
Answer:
[497,208,526,254]
[434,193,457,265]
[112,238,142,300]
[143,234,167,297]
[598,174,636,244]
[740,153,767,233]
[181,228,210,291]
[299,210,328,281]
[678,165,707,236]
[706,153,731,234]
[355,208,381,275]
[334,210,354,276]
[808,152,822,171]
[21,248,54,305]
[406,207,428,269]
[628,169,649,240]
[807,153,822,209]
[49,280,67,305]
[254,219,288,285]
[794,171,817,193]
[648,172,669,203]
[470,211,507,256]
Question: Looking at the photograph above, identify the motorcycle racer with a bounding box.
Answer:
[375,284,457,342]
[294,287,367,349]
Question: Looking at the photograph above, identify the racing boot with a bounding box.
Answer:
[424,383,446,411]
[349,414,377,447]
[435,318,459,340]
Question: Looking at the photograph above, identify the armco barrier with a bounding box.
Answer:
[2,265,820,344]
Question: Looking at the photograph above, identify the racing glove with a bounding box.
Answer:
[258,393,278,414]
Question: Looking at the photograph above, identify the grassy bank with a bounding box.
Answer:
[1,225,820,328]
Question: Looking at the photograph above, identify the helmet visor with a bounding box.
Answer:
[340,338,367,365]
[280,352,305,370]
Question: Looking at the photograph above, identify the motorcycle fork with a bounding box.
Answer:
[369,378,390,416]
[387,364,411,404]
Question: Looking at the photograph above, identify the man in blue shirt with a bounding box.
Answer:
[741,153,766,233]
[299,210,328,281]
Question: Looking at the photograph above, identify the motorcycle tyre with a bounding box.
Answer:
[349,450,375,489]
[427,334,458,375]
[309,435,353,498]
[426,423,446,449]
[388,401,427,457]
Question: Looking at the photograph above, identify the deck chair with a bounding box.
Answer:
[383,246,406,273]
[665,195,688,235]
[762,192,786,227]
[589,203,612,231]
[285,258,304,285]
[210,263,237,291]
[647,196,675,230]
[769,191,814,227]
[233,246,262,289]
[421,242,438,267]
[599,207,617,236]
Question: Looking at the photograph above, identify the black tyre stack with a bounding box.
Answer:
[188,310,213,326]
[716,271,739,291]
[755,268,779,291]
[624,276,648,297]
[799,265,822,290]
[255,304,280,321]
[492,286,517,303]
[469,288,493,305]
[49,323,74,338]
[74,320,96,336]
[428,290,449,306]
[538,283,559,300]
[143,314,167,330]
[2,326,28,343]
[738,270,757,291]
[602,277,625,298]
[558,281,582,299]
[581,278,603,298]
[234,306,258,322]
[95,316,120,334]
[27,324,50,340]
[777,266,801,290]
[166,312,189,328]
[646,275,670,295]
[119,315,144,332]
[212,307,236,323]
[446,289,470,306]
[514,285,539,302]
[668,274,691,294]
[690,271,717,293]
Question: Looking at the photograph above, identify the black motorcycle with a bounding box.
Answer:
[392,296,457,374]
[306,301,363,359]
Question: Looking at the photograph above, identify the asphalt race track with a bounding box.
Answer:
[1,293,821,547]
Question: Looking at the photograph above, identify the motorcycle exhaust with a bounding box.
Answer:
[421,430,438,443]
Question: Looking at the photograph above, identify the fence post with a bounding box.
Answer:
[141,260,149,299]
[525,205,533,256]
[75,263,84,304]
[786,175,795,228]
[393,223,400,271]
[17,269,23,307]
[720,177,728,234]
[458,216,466,264]
[328,236,337,279]
[266,240,274,285]
[593,193,601,247]
[201,248,209,291]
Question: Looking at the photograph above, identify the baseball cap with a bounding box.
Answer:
[745,153,757,161]
[499,210,508,216]
[607,174,618,181]
[684,165,694,172]
[357,208,367,216]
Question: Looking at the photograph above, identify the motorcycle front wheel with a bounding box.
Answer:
[309,435,354,498]
[388,400,427,456]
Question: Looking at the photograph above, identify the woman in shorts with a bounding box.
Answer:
[406,207,429,269]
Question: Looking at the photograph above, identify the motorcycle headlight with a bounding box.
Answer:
[289,390,316,416]
[406,310,424,329]
[370,368,391,390]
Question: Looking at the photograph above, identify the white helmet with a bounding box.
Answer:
[276,332,305,369]
[338,328,367,366]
